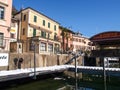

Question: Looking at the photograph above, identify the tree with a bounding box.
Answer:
[60,26,74,53]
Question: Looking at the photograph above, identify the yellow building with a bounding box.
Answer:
[14,7,60,54]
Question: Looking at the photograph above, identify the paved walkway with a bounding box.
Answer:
[0,65,120,82]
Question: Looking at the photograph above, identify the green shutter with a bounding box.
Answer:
[54,25,56,31]
[33,28,36,37]
[43,20,45,26]
[34,16,37,22]
[48,22,50,28]
[44,32,46,38]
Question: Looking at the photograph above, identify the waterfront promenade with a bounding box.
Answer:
[0,65,120,82]
[0,65,68,82]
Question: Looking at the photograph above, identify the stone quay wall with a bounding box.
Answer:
[0,53,84,71]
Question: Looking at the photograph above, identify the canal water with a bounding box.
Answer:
[1,72,120,90]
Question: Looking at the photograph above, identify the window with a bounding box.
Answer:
[29,40,34,51]
[0,33,4,46]
[76,39,78,42]
[48,44,53,52]
[41,31,46,38]
[48,22,50,28]
[82,39,84,43]
[54,25,56,31]
[19,44,21,48]
[33,28,36,37]
[0,6,4,19]
[54,33,57,40]
[10,33,15,38]
[43,20,45,26]
[34,15,37,22]
[23,14,26,21]
[79,39,81,42]
[40,42,46,51]
[22,28,25,35]
[11,23,15,27]
[48,33,50,39]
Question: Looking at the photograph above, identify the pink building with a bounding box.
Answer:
[72,32,93,52]
[59,26,74,53]
[0,0,12,51]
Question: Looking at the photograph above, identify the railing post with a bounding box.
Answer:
[103,57,107,90]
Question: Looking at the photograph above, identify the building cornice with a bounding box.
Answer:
[15,7,60,24]
[0,24,10,28]
[0,1,8,6]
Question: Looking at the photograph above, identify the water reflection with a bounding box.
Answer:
[64,71,120,90]
[57,85,95,90]
[2,72,120,90]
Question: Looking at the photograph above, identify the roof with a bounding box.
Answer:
[14,7,60,24]
[90,31,120,45]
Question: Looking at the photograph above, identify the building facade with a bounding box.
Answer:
[72,32,93,53]
[10,18,21,53]
[14,7,60,54]
[0,0,12,51]
[90,31,120,57]
[10,18,18,42]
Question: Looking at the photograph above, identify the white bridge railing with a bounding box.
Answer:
[68,65,120,71]
[0,65,120,77]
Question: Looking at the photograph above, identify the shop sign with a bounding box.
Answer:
[0,53,9,66]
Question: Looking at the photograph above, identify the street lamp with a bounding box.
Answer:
[75,55,77,90]
[32,38,37,80]
[74,52,85,90]
[33,43,36,79]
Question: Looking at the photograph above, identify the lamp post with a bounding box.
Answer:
[75,54,77,90]
[74,52,84,90]
[34,43,36,79]
[32,39,36,80]
[74,53,79,90]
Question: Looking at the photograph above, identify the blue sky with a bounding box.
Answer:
[13,0,120,37]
